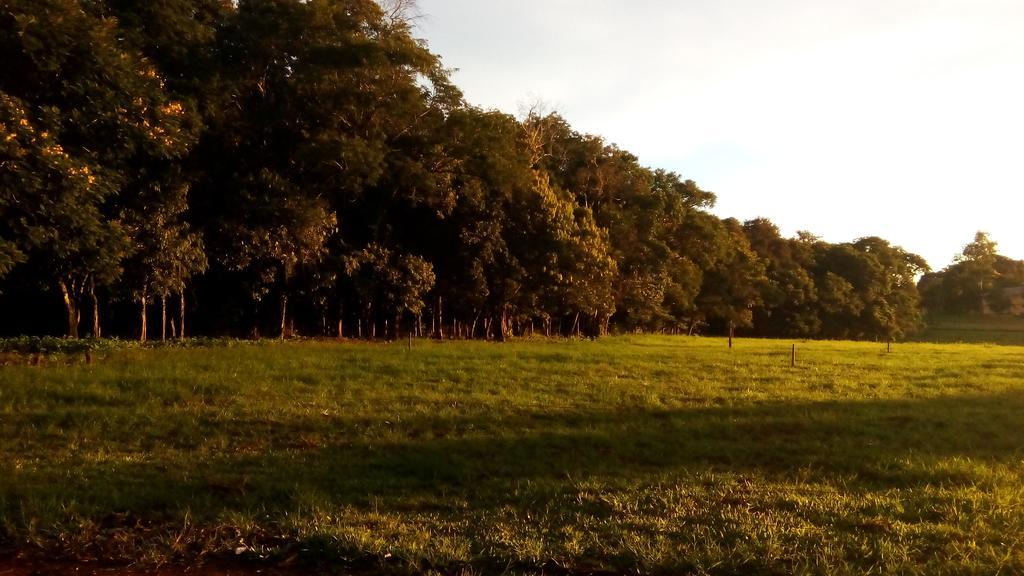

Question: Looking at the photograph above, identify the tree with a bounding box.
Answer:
[742,218,819,337]
[123,170,208,341]
[812,238,927,340]
[535,116,721,334]
[1,0,191,337]
[0,238,21,281]
[0,93,128,337]
[343,244,434,339]
[190,0,455,337]
[694,218,767,337]
[0,0,958,342]
[919,232,1021,316]
[852,237,928,340]
[955,231,999,312]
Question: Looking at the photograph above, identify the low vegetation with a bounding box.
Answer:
[916,314,1024,346]
[2,336,1023,574]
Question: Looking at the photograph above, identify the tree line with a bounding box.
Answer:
[0,0,1002,342]
[920,232,1024,317]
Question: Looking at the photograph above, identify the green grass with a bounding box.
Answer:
[918,314,1024,345]
[2,336,1024,574]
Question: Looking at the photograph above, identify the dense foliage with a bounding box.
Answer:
[920,232,1024,317]
[0,0,948,340]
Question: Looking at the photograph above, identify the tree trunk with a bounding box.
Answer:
[470,312,481,340]
[60,281,80,339]
[280,294,288,339]
[89,280,101,339]
[161,294,168,341]
[435,296,444,339]
[179,291,186,339]
[336,301,344,339]
[140,293,148,343]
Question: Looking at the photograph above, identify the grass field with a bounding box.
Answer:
[916,314,1024,346]
[2,336,1024,575]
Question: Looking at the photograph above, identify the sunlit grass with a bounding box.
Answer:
[2,336,1024,574]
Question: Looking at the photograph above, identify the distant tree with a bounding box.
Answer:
[958,231,999,267]
[694,218,767,337]
[852,237,929,340]
[955,231,1000,312]
[742,218,820,337]
[812,238,927,340]
[919,232,1022,316]
[987,256,1024,314]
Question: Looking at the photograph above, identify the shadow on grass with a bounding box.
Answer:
[8,390,1024,522]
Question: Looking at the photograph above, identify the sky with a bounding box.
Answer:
[414,0,1024,271]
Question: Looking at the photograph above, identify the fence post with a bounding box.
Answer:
[791,343,796,367]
